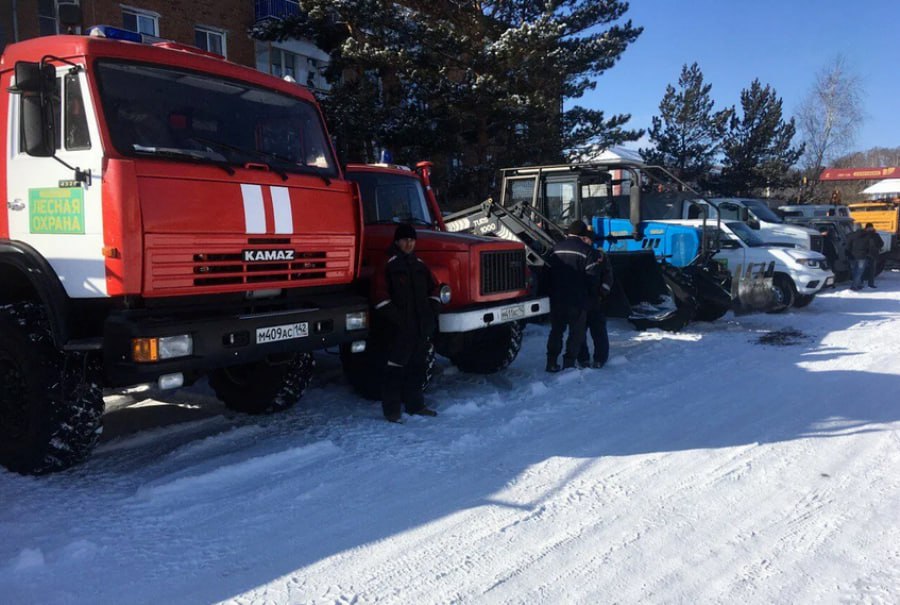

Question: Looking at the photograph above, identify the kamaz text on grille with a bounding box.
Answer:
[242,249,296,262]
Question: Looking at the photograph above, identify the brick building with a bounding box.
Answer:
[1,1,329,91]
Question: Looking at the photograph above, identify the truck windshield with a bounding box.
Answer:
[726,221,766,247]
[94,61,337,177]
[350,172,434,226]
[742,199,783,224]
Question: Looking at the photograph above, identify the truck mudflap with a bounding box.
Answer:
[103,294,369,386]
[731,262,777,314]
[438,296,549,333]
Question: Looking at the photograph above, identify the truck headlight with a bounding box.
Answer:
[132,334,193,362]
[345,311,368,331]
[439,284,452,304]
[159,335,193,359]
[795,258,822,268]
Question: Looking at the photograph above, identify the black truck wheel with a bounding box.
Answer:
[0,303,104,475]
[450,320,524,374]
[340,341,436,400]
[209,353,314,414]
[767,274,796,313]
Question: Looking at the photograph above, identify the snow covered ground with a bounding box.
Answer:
[2,274,900,605]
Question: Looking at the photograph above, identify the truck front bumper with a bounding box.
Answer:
[438,296,549,333]
[793,269,835,295]
[103,294,369,386]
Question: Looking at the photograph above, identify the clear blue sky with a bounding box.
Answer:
[577,0,900,158]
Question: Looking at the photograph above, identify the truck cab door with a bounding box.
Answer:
[6,66,107,298]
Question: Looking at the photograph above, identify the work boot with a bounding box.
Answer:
[409,406,438,417]
[562,359,576,370]
[385,412,403,423]
[545,359,561,373]
[577,358,590,369]
[589,360,605,369]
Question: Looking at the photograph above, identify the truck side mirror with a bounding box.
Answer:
[10,62,57,157]
[747,218,760,230]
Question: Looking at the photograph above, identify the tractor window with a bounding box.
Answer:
[544,180,577,225]
[64,73,90,150]
[505,177,536,205]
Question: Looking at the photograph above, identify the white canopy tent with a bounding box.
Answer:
[861,179,900,196]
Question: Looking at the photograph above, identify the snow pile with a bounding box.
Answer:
[1,275,899,604]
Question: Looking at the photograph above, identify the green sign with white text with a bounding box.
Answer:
[29,187,85,234]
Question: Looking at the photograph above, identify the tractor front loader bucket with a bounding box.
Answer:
[731,262,776,314]
[605,250,695,332]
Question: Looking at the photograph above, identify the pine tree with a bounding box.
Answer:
[640,63,731,188]
[251,1,643,205]
[717,79,803,196]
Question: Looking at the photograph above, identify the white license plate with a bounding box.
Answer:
[500,303,526,321]
[256,322,309,344]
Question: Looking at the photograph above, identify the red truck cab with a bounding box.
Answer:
[341,162,548,396]
[0,28,368,473]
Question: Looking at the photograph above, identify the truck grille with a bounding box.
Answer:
[480,249,526,295]
[145,234,355,296]
[809,234,824,253]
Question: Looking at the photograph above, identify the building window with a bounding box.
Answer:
[270,47,297,80]
[122,7,159,36]
[267,48,328,90]
[195,27,226,57]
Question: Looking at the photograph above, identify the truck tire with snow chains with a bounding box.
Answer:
[209,353,314,414]
[340,340,436,401]
[0,303,104,475]
[450,320,524,374]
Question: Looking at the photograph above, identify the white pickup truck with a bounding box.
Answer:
[680,198,825,253]
[668,219,835,310]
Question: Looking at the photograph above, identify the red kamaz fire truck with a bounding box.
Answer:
[340,162,549,397]
[0,27,369,474]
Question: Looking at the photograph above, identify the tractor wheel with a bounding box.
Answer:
[793,294,816,308]
[450,320,524,374]
[341,340,435,401]
[767,274,796,313]
[209,353,314,414]
[0,303,104,475]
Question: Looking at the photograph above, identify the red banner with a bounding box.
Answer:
[819,167,900,181]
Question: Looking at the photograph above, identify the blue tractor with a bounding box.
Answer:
[444,159,774,331]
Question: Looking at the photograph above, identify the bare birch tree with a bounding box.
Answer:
[796,56,865,201]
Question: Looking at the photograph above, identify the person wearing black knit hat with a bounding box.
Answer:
[370,223,441,422]
[393,222,417,242]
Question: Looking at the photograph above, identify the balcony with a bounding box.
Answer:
[255,0,301,21]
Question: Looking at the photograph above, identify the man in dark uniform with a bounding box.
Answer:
[578,244,614,369]
[545,220,602,372]
[848,223,884,290]
[372,224,442,422]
